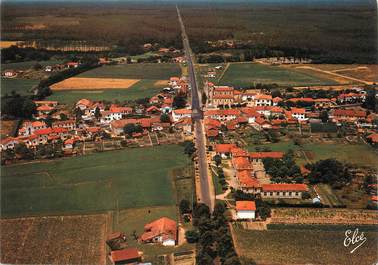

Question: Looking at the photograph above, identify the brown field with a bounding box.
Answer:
[0,120,17,137]
[0,41,18,48]
[154,80,169,86]
[270,208,378,225]
[287,64,378,85]
[0,214,109,265]
[50,77,140,90]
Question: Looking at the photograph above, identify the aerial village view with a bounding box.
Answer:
[0,0,377,264]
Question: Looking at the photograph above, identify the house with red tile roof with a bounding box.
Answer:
[290,107,307,121]
[0,137,19,151]
[52,120,76,131]
[332,109,366,122]
[272,97,283,106]
[174,117,192,134]
[109,248,141,265]
[204,109,240,122]
[172,108,192,122]
[254,94,272,106]
[249,152,284,163]
[232,157,253,171]
[209,86,235,107]
[215,143,237,158]
[261,184,308,199]
[140,217,177,246]
[19,121,47,136]
[235,201,256,220]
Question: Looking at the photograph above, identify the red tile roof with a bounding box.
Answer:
[111,248,140,263]
[213,94,234,99]
[236,170,261,188]
[250,152,284,159]
[233,157,252,170]
[214,86,234,91]
[291,107,306,114]
[173,109,192,115]
[140,217,177,242]
[236,201,256,211]
[205,109,240,116]
[333,109,366,118]
[215,144,237,154]
[262,183,308,192]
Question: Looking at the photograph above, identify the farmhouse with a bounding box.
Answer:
[140,217,177,246]
[109,248,141,265]
[290,108,307,121]
[235,201,256,220]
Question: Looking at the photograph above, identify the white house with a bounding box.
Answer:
[235,201,256,220]
[254,94,272,106]
[291,108,307,121]
[172,109,192,122]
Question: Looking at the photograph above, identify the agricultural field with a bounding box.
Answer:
[1,145,188,217]
[234,226,378,265]
[246,136,378,168]
[0,78,39,96]
[270,208,378,225]
[290,64,378,83]
[1,214,108,265]
[218,63,339,88]
[47,79,166,105]
[51,77,140,90]
[46,63,180,105]
[78,63,181,80]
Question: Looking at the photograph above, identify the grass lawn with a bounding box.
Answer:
[2,60,63,71]
[78,63,181,80]
[219,62,338,87]
[234,226,378,265]
[47,79,165,106]
[1,145,187,217]
[1,78,39,96]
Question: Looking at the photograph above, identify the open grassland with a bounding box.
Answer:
[1,214,108,265]
[78,63,181,80]
[234,226,378,265]
[2,59,63,71]
[1,145,187,217]
[1,78,38,96]
[248,139,377,168]
[219,63,338,87]
[47,79,165,105]
[50,77,140,90]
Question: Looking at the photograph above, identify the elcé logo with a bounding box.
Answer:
[343,228,367,254]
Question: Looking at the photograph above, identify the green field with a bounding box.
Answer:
[1,78,39,96]
[78,63,181,80]
[2,60,63,71]
[47,79,165,105]
[248,140,377,168]
[219,63,338,87]
[1,145,187,217]
[235,226,378,265]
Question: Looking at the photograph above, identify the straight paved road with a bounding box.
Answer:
[177,6,213,210]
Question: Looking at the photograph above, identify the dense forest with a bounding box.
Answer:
[1,1,377,63]
[180,3,377,63]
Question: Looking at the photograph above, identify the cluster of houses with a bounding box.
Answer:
[214,143,309,220]
[106,217,177,265]
[0,76,195,156]
[202,83,377,138]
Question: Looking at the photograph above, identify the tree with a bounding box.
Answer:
[94,107,101,120]
[202,91,207,105]
[320,110,329,123]
[214,154,222,167]
[32,63,42,70]
[173,95,187,109]
[185,230,200,243]
[160,113,170,123]
[15,143,34,160]
[307,159,352,187]
[183,141,196,157]
[179,199,191,214]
